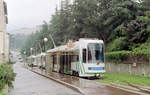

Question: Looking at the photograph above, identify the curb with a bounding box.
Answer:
[110,83,150,95]
[27,68,85,95]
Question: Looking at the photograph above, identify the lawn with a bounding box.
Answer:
[97,72,150,87]
[0,91,7,95]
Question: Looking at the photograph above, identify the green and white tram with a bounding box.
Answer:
[46,38,105,77]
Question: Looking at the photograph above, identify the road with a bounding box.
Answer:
[9,63,81,95]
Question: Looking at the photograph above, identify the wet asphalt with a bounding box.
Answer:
[32,67,140,95]
[9,63,81,95]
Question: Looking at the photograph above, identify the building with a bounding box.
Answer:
[0,0,8,63]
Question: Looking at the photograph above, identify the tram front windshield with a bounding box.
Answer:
[88,43,104,63]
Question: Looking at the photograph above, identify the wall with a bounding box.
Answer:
[0,0,8,63]
[5,33,9,61]
[105,62,150,77]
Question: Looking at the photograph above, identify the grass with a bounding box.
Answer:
[0,91,7,95]
[97,72,150,87]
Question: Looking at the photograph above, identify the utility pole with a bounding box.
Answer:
[49,34,56,48]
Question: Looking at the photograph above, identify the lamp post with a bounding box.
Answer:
[24,51,26,65]
[42,38,48,72]
[36,40,42,53]
[30,48,33,67]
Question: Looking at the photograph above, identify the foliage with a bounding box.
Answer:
[106,37,128,52]
[21,0,150,61]
[97,72,150,86]
[10,34,28,50]
[0,63,16,91]
[125,19,150,44]
[105,51,131,62]
[132,43,150,55]
[0,91,7,95]
[105,43,150,62]
[107,10,150,52]
[141,0,150,9]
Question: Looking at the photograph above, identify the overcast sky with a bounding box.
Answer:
[5,0,61,32]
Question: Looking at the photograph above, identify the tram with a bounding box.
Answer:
[28,53,47,68]
[28,38,105,77]
[46,38,105,77]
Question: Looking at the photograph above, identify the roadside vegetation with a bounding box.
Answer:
[0,62,16,95]
[97,72,150,86]
[0,91,7,95]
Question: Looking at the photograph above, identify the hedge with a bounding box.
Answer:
[105,50,150,63]
[105,51,131,62]
[105,43,150,63]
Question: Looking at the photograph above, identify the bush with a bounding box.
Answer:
[106,37,127,52]
[0,63,16,91]
[132,43,150,55]
[0,91,7,95]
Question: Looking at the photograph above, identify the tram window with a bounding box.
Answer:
[88,43,104,63]
[72,55,79,62]
[83,49,86,63]
[77,56,79,61]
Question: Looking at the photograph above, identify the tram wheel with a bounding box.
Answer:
[72,71,79,77]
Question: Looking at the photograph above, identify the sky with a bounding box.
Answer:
[5,0,61,32]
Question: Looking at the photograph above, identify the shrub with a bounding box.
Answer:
[0,63,16,91]
[106,37,127,52]
[0,91,7,95]
[132,43,150,55]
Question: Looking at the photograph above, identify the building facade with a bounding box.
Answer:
[0,0,8,63]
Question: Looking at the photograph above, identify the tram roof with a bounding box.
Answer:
[46,38,104,53]
[47,45,71,53]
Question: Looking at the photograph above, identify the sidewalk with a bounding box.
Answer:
[11,64,81,95]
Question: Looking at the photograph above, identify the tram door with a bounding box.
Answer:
[60,55,64,73]
[52,55,57,72]
[59,53,72,74]
[64,52,72,74]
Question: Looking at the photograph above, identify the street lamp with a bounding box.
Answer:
[44,37,48,43]
[43,38,48,52]
[30,48,33,55]
[24,51,26,55]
